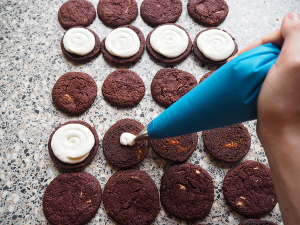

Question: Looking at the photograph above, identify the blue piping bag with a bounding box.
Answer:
[135,43,281,140]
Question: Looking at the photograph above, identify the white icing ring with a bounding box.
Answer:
[63,27,95,56]
[196,29,235,61]
[105,27,140,58]
[51,124,95,164]
[120,132,136,146]
[150,24,189,58]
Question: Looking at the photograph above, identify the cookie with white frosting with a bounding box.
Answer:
[60,26,101,63]
[97,0,138,27]
[101,25,145,65]
[193,27,238,66]
[146,23,192,64]
[58,0,96,29]
[48,121,99,171]
[102,118,149,168]
[102,69,145,107]
[43,172,102,225]
[141,0,182,27]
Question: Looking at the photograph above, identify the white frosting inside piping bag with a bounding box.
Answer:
[120,132,136,146]
[197,29,235,61]
[51,124,95,164]
[63,27,95,55]
[105,27,140,58]
[150,24,189,58]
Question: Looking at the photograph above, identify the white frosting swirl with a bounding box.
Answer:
[63,27,95,56]
[196,29,235,61]
[105,27,140,58]
[120,132,136,146]
[150,24,189,58]
[51,124,95,164]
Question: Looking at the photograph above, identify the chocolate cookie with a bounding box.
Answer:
[151,68,198,107]
[193,28,238,66]
[187,0,229,26]
[43,172,102,225]
[48,121,99,171]
[102,69,145,107]
[102,119,149,168]
[199,70,215,83]
[150,133,198,163]
[103,169,159,225]
[60,26,101,63]
[202,123,251,162]
[140,0,182,27]
[239,219,277,225]
[58,0,96,29]
[97,0,138,27]
[52,72,97,115]
[146,23,192,64]
[101,25,145,65]
[223,160,277,217]
[160,163,214,221]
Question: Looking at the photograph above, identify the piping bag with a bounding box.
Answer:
[135,43,281,141]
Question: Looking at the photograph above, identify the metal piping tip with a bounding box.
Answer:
[134,126,150,141]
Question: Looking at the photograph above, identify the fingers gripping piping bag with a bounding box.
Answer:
[135,43,281,140]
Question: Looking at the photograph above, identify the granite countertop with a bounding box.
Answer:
[1,0,299,224]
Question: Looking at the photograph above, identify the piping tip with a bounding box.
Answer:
[134,126,150,141]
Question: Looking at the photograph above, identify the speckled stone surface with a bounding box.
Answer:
[0,0,299,224]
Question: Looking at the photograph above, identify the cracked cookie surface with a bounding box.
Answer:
[187,0,228,26]
[97,0,138,27]
[43,172,102,225]
[52,72,97,115]
[140,0,182,26]
[160,163,214,221]
[103,169,159,225]
[151,68,197,107]
[102,69,145,108]
[223,160,277,217]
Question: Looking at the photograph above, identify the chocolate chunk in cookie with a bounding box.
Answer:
[103,169,159,225]
[102,69,145,108]
[141,0,182,27]
[43,172,102,225]
[202,123,251,162]
[160,163,214,221]
[151,68,198,107]
[97,0,138,27]
[58,0,96,29]
[187,0,228,26]
[102,119,149,168]
[150,133,198,163]
[52,72,97,115]
[223,160,277,217]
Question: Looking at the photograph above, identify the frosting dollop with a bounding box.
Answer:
[63,27,95,56]
[196,29,235,61]
[120,132,136,146]
[150,24,189,58]
[105,27,140,58]
[51,124,95,164]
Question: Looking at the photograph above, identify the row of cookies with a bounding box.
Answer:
[60,24,238,65]
[58,0,229,29]
[44,118,277,224]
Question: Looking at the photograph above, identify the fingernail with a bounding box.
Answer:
[288,12,300,20]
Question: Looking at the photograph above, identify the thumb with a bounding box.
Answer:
[277,12,300,69]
